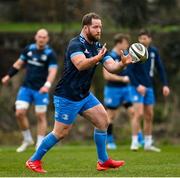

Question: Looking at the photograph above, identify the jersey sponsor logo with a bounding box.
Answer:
[27,60,44,66]
[41,54,47,61]
[27,51,32,57]
[84,49,90,54]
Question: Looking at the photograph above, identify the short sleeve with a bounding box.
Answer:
[48,50,58,68]
[68,41,85,59]
[19,45,29,61]
[100,51,112,64]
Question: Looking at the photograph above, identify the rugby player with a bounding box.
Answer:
[1,29,58,152]
[25,12,132,173]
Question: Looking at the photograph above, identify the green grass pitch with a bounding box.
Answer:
[0,145,180,177]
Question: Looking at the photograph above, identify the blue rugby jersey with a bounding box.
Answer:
[54,34,109,101]
[104,50,130,87]
[19,43,58,90]
[128,45,168,87]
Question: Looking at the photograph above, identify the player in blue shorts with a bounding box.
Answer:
[1,29,58,152]
[128,29,170,151]
[103,33,135,149]
[25,12,133,173]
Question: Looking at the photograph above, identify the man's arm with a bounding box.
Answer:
[155,50,170,96]
[155,51,168,86]
[39,67,58,93]
[103,51,132,74]
[39,50,58,93]
[103,68,130,83]
[128,64,146,96]
[1,59,25,85]
[71,45,107,71]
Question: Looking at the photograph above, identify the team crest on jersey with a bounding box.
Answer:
[62,114,69,120]
[133,95,139,101]
[150,52,155,58]
[41,54,47,61]
[43,98,48,104]
[27,51,32,57]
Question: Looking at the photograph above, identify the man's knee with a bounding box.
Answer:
[53,125,71,139]
[96,112,109,130]
[145,109,153,121]
[15,110,27,120]
[36,112,47,122]
[128,107,135,118]
[107,109,116,122]
[136,106,144,118]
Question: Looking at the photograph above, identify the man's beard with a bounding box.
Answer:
[87,28,100,42]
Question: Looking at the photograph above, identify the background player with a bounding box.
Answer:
[103,33,135,149]
[25,12,133,173]
[1,29,58,152]
[129,29,170,151]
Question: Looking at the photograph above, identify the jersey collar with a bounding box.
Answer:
[79,33,95,45]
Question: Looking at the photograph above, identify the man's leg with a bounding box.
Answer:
[106,109,118,149]
[144,105,153,137]
[26,121,72,173]
[143,105,160,152]
[15,87,34,152]
[15,104,34,152]
[104,86,121,149]
[26,95,80,173]
[130,103,143,151]
[143,88,160,152]
[30,121,71,161]
[34,92,49,149]
[82,103,125,171]
[16,109,34,152]
[35,110,47,149]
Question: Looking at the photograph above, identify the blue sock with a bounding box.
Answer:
[138,131,144,143]
[94,129,109,163]
[31,132,59,161]
[107,134,115,143]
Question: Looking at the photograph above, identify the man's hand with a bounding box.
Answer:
[122,76,130,83]
[120,50,133,66]
[97,43,107,61]
[137,85,146,96]
[163,86,170,97]
[1,75,10,85]
[39,86,49,93]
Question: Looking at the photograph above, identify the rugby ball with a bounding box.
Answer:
[129,43,148,63]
